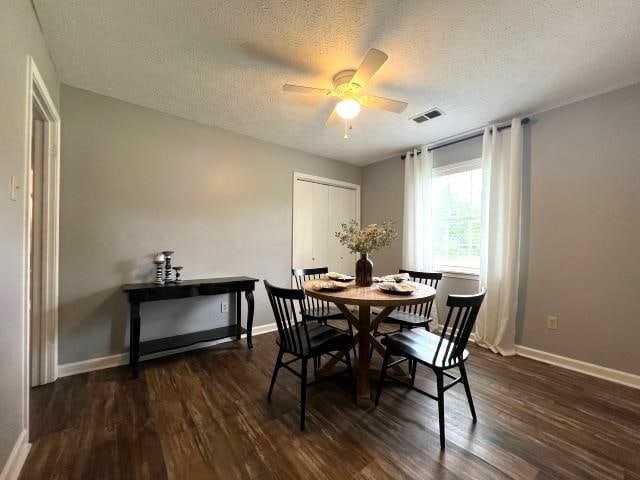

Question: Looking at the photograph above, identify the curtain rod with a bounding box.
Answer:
[401,117,531,159]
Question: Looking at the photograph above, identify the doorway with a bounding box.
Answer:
[24,56,60,399]
[29,102,46,386]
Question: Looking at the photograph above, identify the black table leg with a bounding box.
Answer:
[235,292,242,340]
[245,290,254,349]
[130,302,141,376]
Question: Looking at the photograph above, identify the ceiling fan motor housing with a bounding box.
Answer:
[333,70,360,93]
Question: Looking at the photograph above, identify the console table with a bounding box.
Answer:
[122,276,258,374]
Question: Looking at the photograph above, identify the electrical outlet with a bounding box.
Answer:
[221,302,229,313]
[546,315,558,330]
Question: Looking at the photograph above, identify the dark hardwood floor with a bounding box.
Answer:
[22,325,640,479]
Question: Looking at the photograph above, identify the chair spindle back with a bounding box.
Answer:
[264,280,311,354]
[398,269,442,318]
[433,290,486,366]
[292,267,332,315]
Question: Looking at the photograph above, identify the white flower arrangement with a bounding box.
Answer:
[335,220,398,254]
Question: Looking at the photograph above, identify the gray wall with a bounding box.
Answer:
[518,82,640,374]
[0,0,59,469]
[361,157,404,275]
[362,83,640,375]
[58,85,361,364]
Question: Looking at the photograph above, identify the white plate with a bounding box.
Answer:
[377,282,416,295]
[314,281,348,291]
[326,273,354,282]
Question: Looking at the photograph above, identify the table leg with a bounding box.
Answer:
[356,305,372,408]
[245,290,254,349]
[317,303,411,406]
[235,292,242,340]
[129,302,141,376]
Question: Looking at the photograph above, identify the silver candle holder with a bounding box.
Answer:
[172,266,183,283]
[153,253,165,285]
[162,250,174,283]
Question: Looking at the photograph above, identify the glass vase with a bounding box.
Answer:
[355,253,373,287]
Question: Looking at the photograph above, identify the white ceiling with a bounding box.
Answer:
[34,0,640,165]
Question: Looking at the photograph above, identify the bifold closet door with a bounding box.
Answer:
[293,180,329,268]
[293,178,358,274]
[328,186,357,275]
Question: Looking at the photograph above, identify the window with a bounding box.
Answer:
[431,159,482,275]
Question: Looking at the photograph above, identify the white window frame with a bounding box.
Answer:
[431,158,481,278]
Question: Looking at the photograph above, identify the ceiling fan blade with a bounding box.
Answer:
[362,95,408,113]
[350,49,388,88]
[325,108,341,127]
[283,84,333,96]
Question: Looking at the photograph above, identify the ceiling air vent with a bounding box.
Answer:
[411,108,444,124]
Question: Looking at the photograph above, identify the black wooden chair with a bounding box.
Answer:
[292,267,345,324]
[372,270,442,374]
[292,267,355,369]
[264,280,355,431]
[375,290,486,449]
[374,270,442,335]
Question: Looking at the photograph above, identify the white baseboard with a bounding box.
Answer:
[57,352,128,377]
[249,322,279,336]
[57,324,640,390]
[0,430,31,480]
[58,322,278,378]
[515,345,640,390]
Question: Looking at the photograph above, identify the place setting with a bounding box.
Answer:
[310,271,355,291]
[373,272,417,295]
[376,281,418,295]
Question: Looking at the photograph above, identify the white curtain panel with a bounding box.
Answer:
[402,147,439,324]
[476,118,523,355]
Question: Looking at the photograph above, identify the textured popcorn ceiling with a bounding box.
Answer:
[34,0,640,165]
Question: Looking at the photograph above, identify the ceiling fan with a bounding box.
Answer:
[282,48,408,138]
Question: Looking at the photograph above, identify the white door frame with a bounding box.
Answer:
[23,55,60,394]
[292,172,361,277]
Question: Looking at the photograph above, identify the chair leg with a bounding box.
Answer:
[459,363,477,421]
[267,347,284,399]
[345,349,356,399]
[300,357,308,431]
[436,370,445,449]
[375,349,391,406]
[368,325,380,360]
[410,358,418,386]
[347,317,357,359]
[313,356,319,380]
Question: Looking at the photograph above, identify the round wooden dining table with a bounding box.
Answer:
[303,280,436,408]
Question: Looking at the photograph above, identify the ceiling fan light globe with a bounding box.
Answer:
[336,99,361,120]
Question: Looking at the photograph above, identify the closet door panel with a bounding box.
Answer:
[293,180,314,269]
[311,182,329,268]
[328,186,357,275]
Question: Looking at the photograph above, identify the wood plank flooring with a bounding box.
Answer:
[22,327,640,479]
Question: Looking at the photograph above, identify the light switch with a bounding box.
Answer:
[10,176,19,201]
